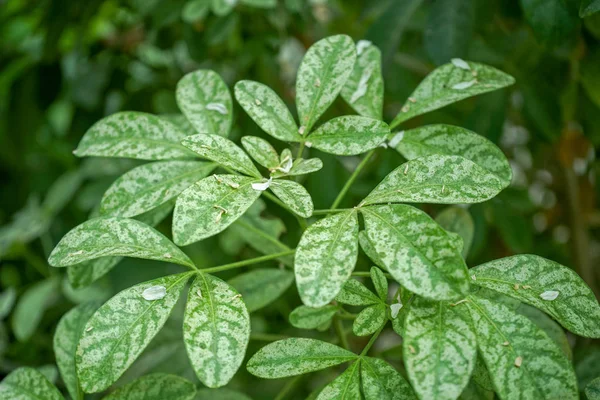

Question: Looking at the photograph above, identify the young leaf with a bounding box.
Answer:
[341,42,384,119]
[173,175,261,245]
[11,276,59,341]
[0,287,16,320]
[470,254,600,338]
[353,303,387,336]
[316,361,361,400]
[176,70,233,136]
[184,274,250,388]
[228,269,294,313]
[99,161,215,218]
[181,134,261,178]
[296,35,357,133]
[362,204,470,301]
[362,155,505,205]
[371,266,388,301]
[73,112,195,160]
[335,278,381,306]
[272,157,324,178]
[390,62,515,128]
[246,338,357,379]
[295,210,359,307]
[435,206,475,259]
[0,367,63,400]
[361,357,416,400]
[289,305,339,330]
[241,136,280,169]
[403,298,477,400]
[235,81,301,142]
[308,116,390,156]
[48,217,194,269]
[103,373,196,400]
[269,180,314,218]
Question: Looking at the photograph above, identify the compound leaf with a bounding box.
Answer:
[316,361,361,400]
[361,357,416,400]
[103,373,196,400]
[341,42,384,119]
[0,367,63,400]
[228,269,294,313]
[241,136,280,169]
[289,305,339,330]
[269,180,314,218]
[308,116,390,156]
[353,303,387,336]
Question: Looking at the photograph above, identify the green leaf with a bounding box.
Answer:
[184,274,250,388]
[424,0,474,65]
[517,303,572,360]
[470,254,600,338]
[11,277,60,341]
[211,0,235,16]
[269,180,314,218]
[228,268,294,313]
[393,125,512,187]
[465,291,578,399]
[361,357,416,400]
[362,155,505,205]
[403,298,477,400]
[99,161,215,218]
[0,287,16,320]
[173,174,261,245]
[335,278,381,306]
[581,0,600,17]
[353,303,387,336]
[103,373,196,400]
[73,112,195,160]
[235,81,301,142]
[241,136,280,169]
[195,388,252,400]
[296,35,357,133]
[359,231,387,271]
[246,338,357,379]
[54,302,98,400]
[295,210,359,307]
[0,367,63,400]
[182,134,261,178]
[390,62,514,128]
[370,266,388,301]
[272,156,324,178]
[520,0,578,46]
[176,70,232,136]
[586,376,600,400]
[289,305,339,330]
[340,42,384,119]
[435,206,475,259]
[308,116,390,156]
[471,355,494,392]
[241,0,276,8]
[49,217,194,269]
[316,361,361,400]
[362,205,469,301]
[182,0,210,23]
[77,273,192,393]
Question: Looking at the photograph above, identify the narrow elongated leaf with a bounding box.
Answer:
[341,42,384,119]
[581,0,600,17]
[316,362,361,400]
[361,357,416,400]
[0,367,63,400]
[176,70,232,136]
[103,373,196,400]
[466,292,578,400]
[371,267,388,301]
[235,81,301,142]
[246,338,357,378]
[77,273,192,393]
[100,161,215,217]
[308,116,390,156]
[362,155,505,205]
[12,277,59,341]
[241,136,280,169]
[173,175,261,245]
[435,206,475,259]
[295,211,359,307]
[269,180,314,218]
[182,134,261,178]
[290,305,339,329]
[470,255,600,338]
[49,217,194,269]
[353,303,387,336]
[390,62,515,128]
[228,269,294,312]
[335,278,381,306]
[404,298,477,400]
[296,35,357,133]
[74,112,195,160]
[362,205,469,301]
[184,274,250,388]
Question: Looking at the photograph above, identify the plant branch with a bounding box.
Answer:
[201,250,296,274]
[312,208,353,215]
[359,323,385,357]
[330,149,376,211]
[352,271,392,279]
[333,317,350,350]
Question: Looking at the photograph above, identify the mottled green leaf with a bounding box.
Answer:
[586,376,600,400]
[195,388,252,400]
[335,278,381,306]
[353,303,387,336]
[359,231,387,271]
[471,355,494,392]
[269,180,314,218]
[272,157,324,178]
[103,373,196,400]
[0,367,63,400]
[241,136,280,169]
[0,287,16,320]
[341,42,383,119]
[295,211,359,307]
[229,269,294,313]
[308,116,390,156]
[520,0,578,46]
[289,305,339,330]
[361,357,416,400]
[370,266,388,301]
[316,361,361,400]
[11,277,60,341]
[517,303,572,360]
[581,0,600,17]
[435,206,474,259]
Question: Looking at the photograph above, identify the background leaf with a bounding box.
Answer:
[228,269,294,313]
[520,0,578,46]
[0,367,63,400]
[11,277,60,342]
[435,206,475,259]
[308,116,390,156]
[103,373,196,400]
[289,305,338,330]
[424,0,474,65]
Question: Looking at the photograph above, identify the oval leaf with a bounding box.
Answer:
[353,303,387,336]
[241,136,280,169]
[289,305,339,330]
[0,367,63,400]
[103,373,196,400]
[12,277,60,341]
[269,180,314,218]
[371,267,388,301]
[316,362,361,400]
[335,278,381,306]
[361,357,416,400]
[341,42,384,119]
[308,116,390,156]
[228,269,294,313]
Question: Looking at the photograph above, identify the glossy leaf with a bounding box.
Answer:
[269,180,314,218]
[0,367,63,400]
[361,357,416,400]
[103,373,196,400]
[341,42,384,119]
[335,278,381,306]
[241,136,280,169]
[353,303,387,336]
[316,362,361,400]
[11,277,59,341]
[228,269,294,313]
[289,305,338,330]
[435,206,475,259]
[308,116,390,156]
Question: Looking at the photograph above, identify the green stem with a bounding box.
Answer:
[296,141,306,159]
[312,208,353,215]
[274,376,302,400]
[359,324,385,357]
[330,149,376,211]
[201,250,296,274]
[263,191,308,230]
[351,271,392,279]
[333,317,350,350]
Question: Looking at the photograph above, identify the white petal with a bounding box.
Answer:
[390,302,403,319]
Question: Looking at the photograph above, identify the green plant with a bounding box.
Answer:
[2,33,600,400]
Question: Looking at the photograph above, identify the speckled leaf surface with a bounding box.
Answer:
[371,267,388,301]
[308,116,390,155]
[353,303,387,336]
[358,231,387,271]
[182,134,261,178]
[517,304,572,360]
[403,297,477,400]
[296,35,357,133]
[316,362,361,400]
[173,174,261,246]
[341,42,384,119]
[295,211,359,307]
[269,180,314,218]
[362,205,469,301]
[470,254,600,338]
[435,206,474,259]
[390,62,515,128]
[289,305,339,330]
[184,274,250,388]
[240,136,280,169]
[0,367,63,400]
[335,278,380,306]
[49,217,194,269]
[362,155,505,205]
[361,357,416,400]
[246,338,356,378]
[586,376,600,400]
[103,373,196,400]
[228,269,294,313]
[394,125,512,187]
[466,292,578,400]
[73,112,195,160]
[176,70,232,136]
[235,81,301,142]
[272,157,324,178]
[99,161,215,218]
[77,273,192,393]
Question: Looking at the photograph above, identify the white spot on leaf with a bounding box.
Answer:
[356,40,372,55]
[388,131,405,148]
[452,80,477,90]
[350,69,372,103]
[514,356,522,367]
[298,126,306,135]
[451,58,471,70]
[206,103,228,115]
[540,290,559,301]
[142,285,167,301]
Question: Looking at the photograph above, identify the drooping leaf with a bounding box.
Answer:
[361,357,416,400]
[353,303,387,336]
[195,388,252,400]
[295,210,359,307]
[289,305,339,330]
[296,35,357,133]
[228,269,294,313]
[235,81,301,142]
[246,338,357,379]
[11,276,60,341]
[0,287,16,320]
[241,136,280,169]
[435,206,475,259]
[308,116,390,156]
[581,0,600,17]
[370,266,388,301]
[316,361,361,400]
[586,376,600,400]
[403,297,477,400]
[335,278,381,306]
[184,274,250,388]
[0,367,63,400]
[470,254,600,338]
[362,204,470,301]
[103,373,196,400]
[520,0,578,46]
[176,70,232,136]
[424,0,474,65]
[269,180,314,218]
[73,112,195,160]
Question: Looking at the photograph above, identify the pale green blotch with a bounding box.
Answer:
[316,361,361,400]
[269,180,314,218]
[361,357,416,400]
[308,116,390,156]
[0,367,63,400]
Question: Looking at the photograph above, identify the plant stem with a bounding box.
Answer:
[296,141,306,159]
[351,271,392,279]
[359,324,385,357]
[274,376,302,400]
[263,191,308,230]
[201,250,296,274]
[312,208,353,215]
[330,149,376,211]
[333,317,350,350]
